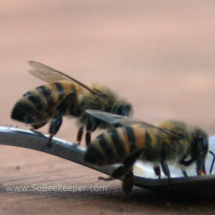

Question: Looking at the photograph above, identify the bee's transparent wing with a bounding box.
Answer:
[86,110,131,124]
[86,110,181,139]
[28,61,99,95]
[29,61,74,82]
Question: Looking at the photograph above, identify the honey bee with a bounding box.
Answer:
[84,110,209,195]
[11,61,133,146]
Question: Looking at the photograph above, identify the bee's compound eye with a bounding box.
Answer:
[112,104,128,116]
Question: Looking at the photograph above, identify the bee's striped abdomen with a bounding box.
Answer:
[84,125,147,166]
[11,81,76,124]
[35,82,74,110]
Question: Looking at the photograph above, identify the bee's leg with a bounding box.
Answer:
[180,155,188,177]
[209,151,215,174]
[196,136,208,175]
[48,92,76,147]
[179,156,195,177]
[99,149,143,195]
[85,115,100,146]
[48,113,63,147]
[196,159,206,175]
[161,160,171,188]
[98,177,117,181]
[180,157,195,166]
[161,161,170,179]
[100,148,144,182]
[182,170,188,177]
[161,142,170,179]
[76,126,84,144]
[153,166,161,178]
[99,171,134,197]
[98,165,125,181]
[195,139,208,175]
[122,171,134,198]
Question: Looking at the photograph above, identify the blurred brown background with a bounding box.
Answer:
[1,1,215,214]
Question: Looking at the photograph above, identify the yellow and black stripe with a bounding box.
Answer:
[84,125,148,166]
[11,81,76,124]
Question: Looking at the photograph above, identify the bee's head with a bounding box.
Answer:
[194,129,209,158]
[112,102,133,117]
[190,128,209,175]
[11,97,44,124]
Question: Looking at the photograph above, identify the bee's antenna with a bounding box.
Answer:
[209,150,215,174]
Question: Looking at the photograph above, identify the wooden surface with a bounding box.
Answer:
[1,1,215,214]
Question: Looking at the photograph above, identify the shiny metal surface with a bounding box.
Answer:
[0,125,215,191]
